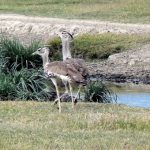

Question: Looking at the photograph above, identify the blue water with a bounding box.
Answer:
[117,92,150,108]
[108,83,150,108]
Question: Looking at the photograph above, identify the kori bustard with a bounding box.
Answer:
[56,30,89,96]
[32,47,86,113]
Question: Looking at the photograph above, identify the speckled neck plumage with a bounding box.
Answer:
[62,40,72,61]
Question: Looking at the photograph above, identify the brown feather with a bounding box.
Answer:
[44,61,86,84]
[64,58,89,77]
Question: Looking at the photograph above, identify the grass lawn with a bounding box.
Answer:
[0,101,150,150]
[0,0,150,23]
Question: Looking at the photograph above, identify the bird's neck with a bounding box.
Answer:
[41,54,50,68]
[62,40,72,61]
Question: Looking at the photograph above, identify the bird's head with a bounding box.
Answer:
[32,46,50,57]
[56,30,74,42]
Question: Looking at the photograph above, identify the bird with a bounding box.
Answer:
[32,47,86,112]
[56,30,89,97]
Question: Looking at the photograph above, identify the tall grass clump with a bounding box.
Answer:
[0,37,42,71]
[45,37,62,61]
[0,68,55,101]
[0,36,55,101]
[84,80,117,103]
[11,67,55,101]
[0,74,16,100]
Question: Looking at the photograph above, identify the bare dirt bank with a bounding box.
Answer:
[88,44,150,84]
[1,14,150,43]
[0,14,150,84]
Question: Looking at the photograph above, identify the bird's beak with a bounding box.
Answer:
[32,48,41,55]
[32,51,37,55]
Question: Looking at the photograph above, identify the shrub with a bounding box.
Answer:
[45,37,62,60]
[0,67,56,101]
[73,33,132,59]
[12,68,55,101]
[0,36,56,101]
[0,74,16,100]
[45,33,150,60]
[84,80,117,103]
[0,36,42,71]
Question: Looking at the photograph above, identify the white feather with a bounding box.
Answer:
[59,75,71,82]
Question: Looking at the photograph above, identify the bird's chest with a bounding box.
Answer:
[44,64,56,78]
[44,64,71,82]
[44,70,71,82]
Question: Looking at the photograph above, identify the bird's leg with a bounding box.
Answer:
[53,93,68,104]
[62,80,69,94]
[74,84,82,101]
[54,80,69,104]
[68,82,74,109]
[51,78,61,113]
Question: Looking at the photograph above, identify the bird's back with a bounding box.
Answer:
[64,58,89,78]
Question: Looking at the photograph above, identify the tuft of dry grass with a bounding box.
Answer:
[0,101,150,150]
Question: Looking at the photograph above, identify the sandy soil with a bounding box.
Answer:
[1,14,150,43]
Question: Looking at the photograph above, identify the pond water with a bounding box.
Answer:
[107,82,150,108]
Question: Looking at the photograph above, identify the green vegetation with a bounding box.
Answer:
[84,80,117,103]
[0,102,150,150]
[0,37,54,101]
[0,36,117,102]
[1,33,150,101]
[0,74,16,100]
[47,33,150,60]
[1,32,150,100]
[0,0,150,23]
[0,37,41,70]
[46,37,62,61]
[0,36,116,102]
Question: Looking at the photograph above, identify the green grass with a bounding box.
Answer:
[73,33,150,59]
[47,33,150,60]
[0,0,150,23]
[0,102,150,150]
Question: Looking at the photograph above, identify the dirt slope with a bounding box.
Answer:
[1,14,150,43]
